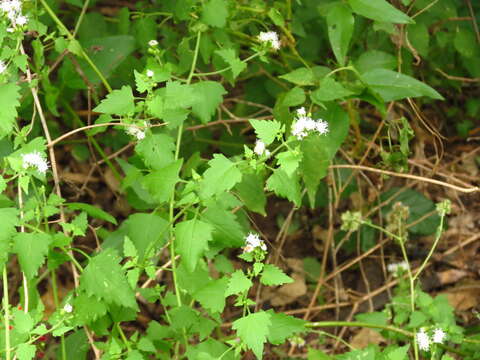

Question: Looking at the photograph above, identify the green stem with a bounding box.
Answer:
[51,270,67,360]
[73,0,90,37]
[2,266,10,360]
[193,52,261,77]
[116,322,131,352]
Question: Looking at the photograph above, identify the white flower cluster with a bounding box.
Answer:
[416,328,446,351]
[63,303,73,313]
[253,140,270,157]
[387,261,409,276]
[126,125,145,141]
[146,69,154,78]
[258,31,280,50]
[0,60,6,74]
[148,39,158,47]
[0,0,28,30]
[22,151,49,174]
[291,107,329,140]
[243,233,267,253]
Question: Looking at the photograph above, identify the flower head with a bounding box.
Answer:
[432,328,446,344]
[146,69,154,78]
[244,233,267,253]
[258,31,281,50]
[253,139,270,156]
[148,39,158,47]
[63,303,73,313]
[416,328,430,351]
[387,261,409,276]
[15,14,27,26]
[126,126,145,141]
[22,151,49,174]
[291,108,329,140]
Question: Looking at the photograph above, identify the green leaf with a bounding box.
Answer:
[215,48,246,79]
[65,203,117,225]
[279,67,315,86]
[327,4,354,66]
[266,169,302,206]
[164,81,198,110]
[260,264,293,286]
[311,77,354,103]
[308,348,333,360]
[13,233,51,280]
[0,82,21,137]
[355,311,388,326]
[175,219,214,272]
[79,249,137,309]
[225,270,252,297]
[249,119,281,145]
[386,345,410,360]
[0,208,19,269]
[276,150,302,177]
[202,0,228,28]
[135,133,175,170]
[93,85,135,116]
[361,69,443,102]
[348,0,413,24]
[407,23,429,57]
[191,81,226,123]
[15,343,36,360]
[202,205,246,248]
[143,159,183,204]
[235,173,267,216]
[200,154,242,199]
[193,277,229,313]
[13,309,34,334]
[61,212,88,236]
[355,50,397,73]
[454,28,477,58]
[266,310,306,345]
[281,87,306,107]
[232,311,271,359]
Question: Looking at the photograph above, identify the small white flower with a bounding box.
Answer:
[258,31,281,50]
[148,39,158,46]
[126,126,145,141]
[432,328,446,344]
[6,27,14,33]
[291,108,329,140]
[15,14,27,26]
[254,139,267,156]
[296,107,306,116]
[0,60,7,74]
[416,328,430,351]
[63,303,73,313]
[244,233,267,253]
[146,69,154,78]
[387,261,409,276]
[22,151,49,174]
[315,120,329,135]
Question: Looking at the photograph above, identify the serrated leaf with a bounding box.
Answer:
[386,345,410,360]
[215,49,246,79]
[232,311,271,359]
[0,82,20,137]
[13,233,51,280]
[200,154,242,199]
[175,219,213,272]
[281,87,306,107]
[279,67,315,86]
[0,208,19,269]
[202,205,246,248]
[260,264,293,286]
[327,4,354,66]
[266,169,302,205]
[143,159,182,204]
[164,81,198,110]
[15,343,36,360]
[202,0,228,28]
[276,150,302,177]
[93,85,135,116]
[135,133,175,170]
[193,277,228,313]
[191,81,226,123]
[361,69,443,101]
[311,77,354,103]
[266,310,306,345]
[250,119,281,145]
[13,309,34,334]
[235,173,267,216]
[348,0,413,24]
[72,293,108,324]
[65,203,117,225]
[79,249,137,309]
[225,270,252,297]
[61,212,88,236]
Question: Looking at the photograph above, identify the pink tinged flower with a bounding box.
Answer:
[432,328,446,344]
[416,328,430,351]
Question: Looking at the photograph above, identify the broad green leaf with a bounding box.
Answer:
[202,204,246,248]
[143,159,183,204]
[279,67,315,86]
[266,310,306,345]
[0,82,21,137]
[0,208,19,269]
[348,0,413,24]
[281,87,306,107]
[215,48,246,79]
[266,169,302,206]
[191,81,226,123]
[327,4,354,66]
[202,0,228,28]
[93,85,135,115]
[193,277,228,313]
[276,150,302,177]
[268,8,285,27]
[250,119,281,145]
[235,173,267,216]
[65,203,117,225]
[311,77,354,103]
[454,28,477,58]
[260,264,293,286]
[407,23,429,57]
[79,249,137,309]
[13,233,51,280]
[386,345,410,360]
[175,219,213,272]
[164,81,199,110]
[186,339,234,360]
[361,69,444,101]
[168,306,199,331]
[135,133,175,170]
[308,348,332,360]
[61,212,88,236]
[73,293,108,325]
[232,311,271,359]
[200,154,242,199]
[13,309,34,334]
[355,50,397,73]
[225,270,252,297]
[15,343,36,360]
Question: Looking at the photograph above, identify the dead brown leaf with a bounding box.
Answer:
[350,328,386,349]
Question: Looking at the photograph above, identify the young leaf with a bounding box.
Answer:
[276,150,302,177]
[348,0,413,24]
[175,219,214,272]
[191,81,227,123]
[225,270,252,297]
[164,81,199,110]
[215,49,246,79]
[93,85,135,116]
[260,264,293,286]
[250,119,281,145]
[135,133,175,170]
[13,233,51,280]
[266,310,306,345]
[311,77,354,103]
[65,203,117,225]
[327,4,354,66]
[193,277,229,313]
[0,82,21,137]
[202,0,228,28]
[266,169,302,206]
[199,154,242,199]
[15,343,36,360]
[143,159,183,204]
[79,249,138,309]
[279,67,315,86]
[361,69,444,101]
[281,87,306,107]
[232,311,271,359]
